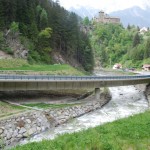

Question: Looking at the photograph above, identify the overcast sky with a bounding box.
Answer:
[58,0,150,13]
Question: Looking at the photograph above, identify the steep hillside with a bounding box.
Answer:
[0,0,94,72]
[90,23,150,68]
[110,6,150,27]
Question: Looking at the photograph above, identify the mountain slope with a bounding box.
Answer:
[69,6,99,19]
[110,6,150,27]
[70,5,150,27]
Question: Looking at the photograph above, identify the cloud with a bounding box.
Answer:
[59,0,150,13]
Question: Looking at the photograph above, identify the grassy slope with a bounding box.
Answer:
[0,59,84,76]
[0,59,85,118]
[12,111,150,150]
[0,101,26,118]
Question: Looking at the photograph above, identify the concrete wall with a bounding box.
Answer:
[0,78,149,91]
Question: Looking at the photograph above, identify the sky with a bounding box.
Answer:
[57,0,150,13]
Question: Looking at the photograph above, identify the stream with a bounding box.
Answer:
[21,83,149,144]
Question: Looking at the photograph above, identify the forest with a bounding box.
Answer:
[0,0,94,72]
[0,0,149,71]
[89,21,150,68]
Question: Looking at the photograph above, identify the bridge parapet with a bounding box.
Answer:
[0,75,149,91]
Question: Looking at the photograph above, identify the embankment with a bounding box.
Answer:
[145,83,150,106]
[0,89,111,148]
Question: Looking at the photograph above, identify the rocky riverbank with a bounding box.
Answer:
[145,84,150,107]
[135,83,150,107]
[0,88,111,148]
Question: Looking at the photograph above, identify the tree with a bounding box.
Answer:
[127,24,131,30]
[137,26,140,31]
[40,9,48,29]
[38,27,52,52]
[133,33,140,47]
[0,1,5,29]
[83,17,90,26]
[9,21,19,39]
[39,27,52,39]
[10,21,19,33]
[144,37,150,59]
[36,27,52,63]
[0,32,5,49]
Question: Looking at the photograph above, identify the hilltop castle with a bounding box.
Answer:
[94,11,120,24]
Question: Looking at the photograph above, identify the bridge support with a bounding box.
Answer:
[95,88,100,100]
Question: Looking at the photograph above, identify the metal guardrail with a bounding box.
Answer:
[0,75,149,81]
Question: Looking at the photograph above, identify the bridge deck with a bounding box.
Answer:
[0,75,149,91]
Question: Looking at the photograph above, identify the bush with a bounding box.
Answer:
[4,47,14,55]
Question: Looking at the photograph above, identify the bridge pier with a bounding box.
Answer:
[95,88,100,100]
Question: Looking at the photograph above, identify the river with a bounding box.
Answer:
[21,83,149,144]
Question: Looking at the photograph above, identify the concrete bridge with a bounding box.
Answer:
[0,75,150,99]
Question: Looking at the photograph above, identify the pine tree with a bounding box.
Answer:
[133,33,140,47]
[0,1,5,29]
[144,38,150,59]
[40,9,48,30]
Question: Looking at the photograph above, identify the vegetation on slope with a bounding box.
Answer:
[90,23,150,68]
[0,101,25,118]
[12,110,150,150]
[0,59,84,75]
[0,0,94,72]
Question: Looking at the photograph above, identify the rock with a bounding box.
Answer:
[12,130,18,138]
[17,134,23,138]
[19,127,26,134]
[0,128,4,134]
[5,140,11,146]
[24,124,31,129]
[37,118,42,123]
[6,133,12,140]
[23,132,28,138]
[28,128,36,135]
[37,127,41,131]
[26,119,31,124]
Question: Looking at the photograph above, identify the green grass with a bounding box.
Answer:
[0,59,84,75]
[0,64,73,71]
[102,68,136,75]
[0,101,25,110]
[0,101,26,118]
[23,103,77,109]
[12,110,150,150]
[0,59,28,68]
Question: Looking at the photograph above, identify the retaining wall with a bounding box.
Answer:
[0,91,111,148]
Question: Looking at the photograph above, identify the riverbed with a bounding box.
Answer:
[21,84,148,144]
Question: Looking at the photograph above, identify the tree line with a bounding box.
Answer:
[90,22,150,68]
[0,0,94,72]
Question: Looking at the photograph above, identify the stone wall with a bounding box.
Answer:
[145,84,150,106]
[0,91,111,148]
[0,111,50,147]
[135,83,150,106]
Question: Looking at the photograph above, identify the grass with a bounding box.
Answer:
[12,110,150,150]
[0,59,28,68]
[0,101,26,118]
[102,68,136,75]
[0,59,84,75]
[23,103,78,109]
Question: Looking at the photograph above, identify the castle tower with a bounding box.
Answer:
[99,11,105,22]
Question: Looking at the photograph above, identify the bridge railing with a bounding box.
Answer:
[0,75,149,81]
